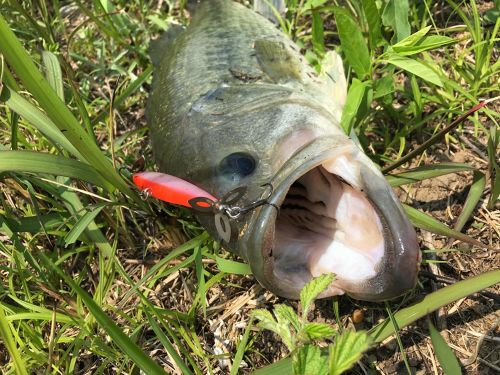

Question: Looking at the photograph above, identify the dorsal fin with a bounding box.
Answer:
[148,24,185,66]
[254,0,286,25]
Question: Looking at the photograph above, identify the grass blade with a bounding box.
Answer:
[1,86,83,159]
[0,304,29,375]
[64,205,106,246]
[370,269,500,342]
[428,320,462,374]
[385,162,474,187]
[382,100,491,173]
[453,170,486,232]
[39,253,168,375]
[0,150,114,191]
[0,14,138,200]
[230,317,254,375]
[403,204,488,248]
[215,256,252,275]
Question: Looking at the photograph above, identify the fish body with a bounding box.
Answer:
[147,0,420,301]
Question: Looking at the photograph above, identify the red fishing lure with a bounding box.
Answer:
[132,172,216,207]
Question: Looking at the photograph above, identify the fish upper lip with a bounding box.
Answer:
[244,138,420,301]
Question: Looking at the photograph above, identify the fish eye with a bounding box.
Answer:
[219,153,256,177]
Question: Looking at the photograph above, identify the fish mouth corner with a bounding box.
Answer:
[247,143,420,301]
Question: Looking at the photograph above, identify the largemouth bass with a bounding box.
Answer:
[146,0,420,301]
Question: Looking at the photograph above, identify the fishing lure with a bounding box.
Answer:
[132,172,275,242]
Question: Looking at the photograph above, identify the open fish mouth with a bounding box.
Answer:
[246,140,420,301]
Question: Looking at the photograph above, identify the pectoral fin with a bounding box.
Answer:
[319,51,348,109]
[254,39,303,82]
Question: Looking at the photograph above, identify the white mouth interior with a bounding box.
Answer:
[272,156,385,294]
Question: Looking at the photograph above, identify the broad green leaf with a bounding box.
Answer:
[0,150,114,191]
[311,11,325,54]
[362,0,382,48]
[381,0,410,42]
[303,322,336,340]
[64,205,105,246]
[293,344,328,375]
[393,35,456,56]
[0,305,29,375]
[334,8,371,78]
[453,171,486,232]
[385,55,442,86]
[403,204,487,248]
[386,163,474,187]
[215,256,252,275]
[329,331,371,375]
[39,254,168,375]
[392,26,431,48]
[373,75,394,98]
[428,320,462,375]
[340,78,366,134]
[300,273,335,320]
[274,304,301,332]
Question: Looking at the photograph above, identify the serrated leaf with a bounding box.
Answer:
[274,304,300,332]
[385,55,442,86]
[333,8,371,78]
[293,344,328,375]
[303,322,336,340]
[252,309,276,332]
[386,162,474,187]
[381,0,410,42]
[328,330,371,375]
[300,273,335,320]
[428,320,462,375]
[253,308,295,350]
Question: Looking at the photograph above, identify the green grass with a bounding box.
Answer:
[0,0,499,374]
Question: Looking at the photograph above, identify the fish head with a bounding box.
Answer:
[156,84,420,301]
